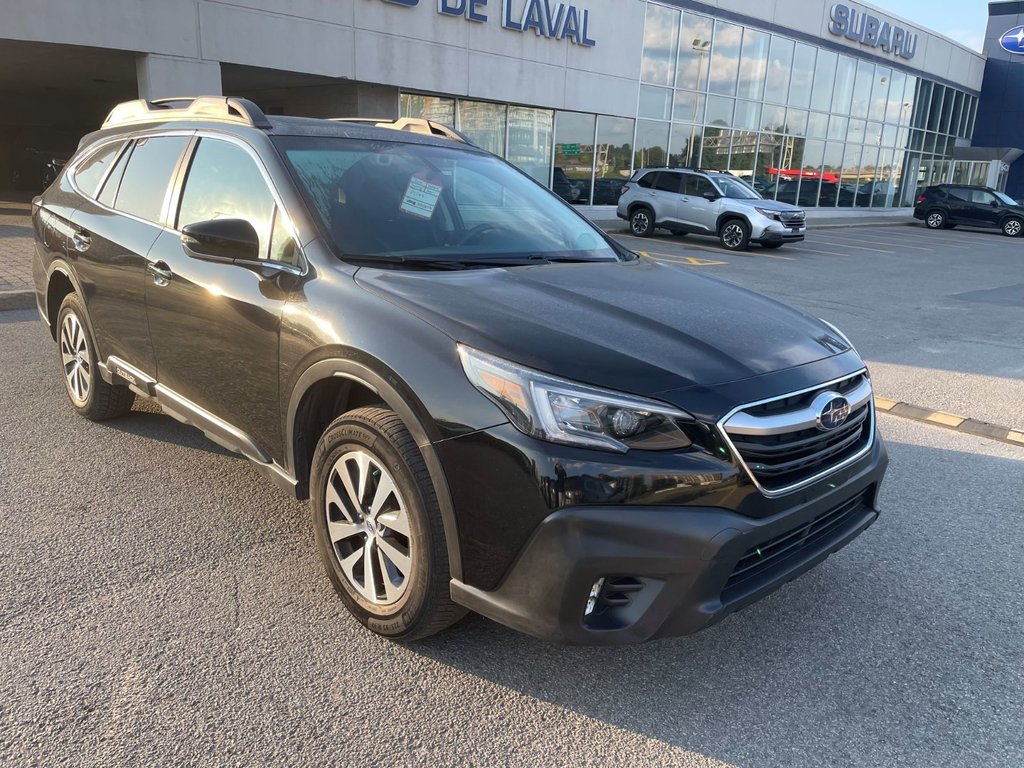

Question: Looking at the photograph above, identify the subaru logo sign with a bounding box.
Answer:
[1000,25,1024,54]
[813,392,851,431]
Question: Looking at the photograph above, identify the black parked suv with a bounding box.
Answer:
[913,184,1024,236]
[32,97,887,645]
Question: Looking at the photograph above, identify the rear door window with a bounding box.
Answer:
[114,135,190,223]
[637,172,659,189]
[73,141,124,198]
[653,172,683,193]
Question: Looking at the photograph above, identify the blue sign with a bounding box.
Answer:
[1000,25,1024,54]
[377,0,595,47]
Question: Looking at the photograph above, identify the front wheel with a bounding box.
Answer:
[56,294,134,420]
[1002,217,1022,237]
[629,208,656,237]
[310,407,463,641]
[925,210,946,229]
[719,219,750,251]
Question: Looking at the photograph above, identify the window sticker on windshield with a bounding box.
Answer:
[400,173,443,219]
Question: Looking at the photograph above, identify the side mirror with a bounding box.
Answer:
[181,218,260,263]
[991,199,1000,207]
[703,191,718,202]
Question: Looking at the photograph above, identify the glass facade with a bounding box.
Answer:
[401,2,980,208]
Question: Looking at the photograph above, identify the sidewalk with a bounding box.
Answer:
[578,204,915,231]
[0,192,36,311]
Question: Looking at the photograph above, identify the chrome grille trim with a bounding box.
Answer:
[716,369,875,498]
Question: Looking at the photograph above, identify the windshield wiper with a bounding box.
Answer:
[344,253,612,270]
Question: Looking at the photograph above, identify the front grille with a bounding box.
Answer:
[723,490,871,600]
[779,211,805,228]
[721,372,873,495]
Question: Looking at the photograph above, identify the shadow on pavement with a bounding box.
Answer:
[96,402,236,458]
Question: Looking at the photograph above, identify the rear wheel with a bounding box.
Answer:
[629,207,656,237]
[56,294,134,421]
[310,407,463,641]
[719,219,750,251]
[925,210,946,229]
[1002,217,1022,237]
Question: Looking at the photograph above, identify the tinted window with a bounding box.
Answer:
[74,142,124,197]
[177,138,275,258]
[637,172,659,189]
[968,189,997,205]
[685,174,715,196]
[97,143,132,207]
[115,136,188,223]
[269,207,299,265]
[653,172,682,193]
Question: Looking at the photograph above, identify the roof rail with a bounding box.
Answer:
[102,96,271,130]
[330,117,476,146]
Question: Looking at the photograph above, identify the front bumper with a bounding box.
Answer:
[450,434,887,645]
[751,222,806,244]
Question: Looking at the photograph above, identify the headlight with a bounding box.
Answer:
[458,346,694,453]
[754,207,782,221]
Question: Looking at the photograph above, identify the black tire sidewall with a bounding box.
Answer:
[310,413,436,638]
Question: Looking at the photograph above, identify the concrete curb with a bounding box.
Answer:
[0,290,35,312]
[875,396,1024,447]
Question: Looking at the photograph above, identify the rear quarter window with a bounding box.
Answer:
[72,142,124,198]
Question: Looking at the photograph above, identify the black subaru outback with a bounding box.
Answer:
[32,97,887,645]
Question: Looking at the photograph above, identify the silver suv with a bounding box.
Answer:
[617,168,807,251]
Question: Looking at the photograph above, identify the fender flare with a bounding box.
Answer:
[715,212,751,234]
[287,358,463,581]
[43,260,87,331]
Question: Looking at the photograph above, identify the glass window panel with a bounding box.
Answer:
[115,135,188,223]
[949,91,964,138]
[807,111,829,139]
[708,20,742,96]
[673,90,706,124]
[733,100,762,131]
[705,95,735,127]
[895,150,915,206]
[736,28,770,101]
[875,146,899,207]
[922,131,940,153]
[880,123,897,146]
[785,108,808,136]
[700,127,732,171]
[507,106,553,185]
[810,49,837,112]
[788,43,816,109]
[641,3,680,85]
[269,206,298,265]
[765,136,806,203]
[178,138,275,256]
[884,70,907,124]
[638,85,673,120]
[847,119,866,145]
[74,141,124,198]
[553,112,595,203]
[831,55,857,115]
[856,145,879,207]
[896,125,910,148]
[764,35,794,104]
[761,104,786,133]
[97,143,131,208]
[909,129,924,151]
[669,123,701,168]
[851,60,874,118]
[677,12,714,91]
[819,142,845,206]
[939,89,955,135]
[910,80,929,129]
[927,83,945,131]
[459,101,507,156]
[827,115,849,141]
[400,94,455,125]
[729,132,758,187]
[869,67,891,122]
[799,139,826,207]
[594,116,634,203]
[865,121,882,147]
[752,132,782,194]
[634,119,671,170]
[965,96,978,138]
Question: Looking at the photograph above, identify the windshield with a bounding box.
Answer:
[994,190,1017,206]
[273,136,620,264]
[712,175,762,200]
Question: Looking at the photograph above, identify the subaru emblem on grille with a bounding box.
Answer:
[816,394,851,431]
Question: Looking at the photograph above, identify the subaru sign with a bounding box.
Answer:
[828,3,917,60]
[1000,25,1024,54]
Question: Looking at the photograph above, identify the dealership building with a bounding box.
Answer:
[2,0,1022,206]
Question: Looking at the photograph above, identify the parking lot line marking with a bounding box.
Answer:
[805,239,897,254]
[761,252,796,260]
[816,234,937,251]
[785,245,851,257]
[640,250,727,265]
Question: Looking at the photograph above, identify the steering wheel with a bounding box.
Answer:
[455,223,502,246]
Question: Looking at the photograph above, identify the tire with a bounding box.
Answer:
[310,406,463,641]
[56,294,134,421]
[760,242,784,250]
[1002,217,1023,237]
[925,210,946,229]
[629,207,656,237]
[719,218,750,251]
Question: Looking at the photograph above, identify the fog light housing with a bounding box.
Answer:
[584,578,605,617]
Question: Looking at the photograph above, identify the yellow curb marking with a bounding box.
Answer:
[1008,430,1024,444]
[638,250,727,266]
[873,397,897,411]
[925,411,966,428]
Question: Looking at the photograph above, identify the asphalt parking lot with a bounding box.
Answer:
[2,216,1023,766]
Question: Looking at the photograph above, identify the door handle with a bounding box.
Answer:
[72,230,91,253]
[147,260,173,286]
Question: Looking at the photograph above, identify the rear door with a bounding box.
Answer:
[941,186,971,223]
[650,171,683,224]
[68,134,191,375]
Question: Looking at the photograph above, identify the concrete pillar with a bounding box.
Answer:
[136,54,222,101]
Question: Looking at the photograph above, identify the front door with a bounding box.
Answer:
[677,173,719,233]
[963,188,1002,227]
[144,136,299,461]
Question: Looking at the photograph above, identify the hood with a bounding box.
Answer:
[355,258,849,396]
[742,198,804,213]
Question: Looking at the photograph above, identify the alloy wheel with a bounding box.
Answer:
[325,450,413,605]
[723,223,744,248]
[60,312,90,406]
[631,212,650,235]
[926,212,944,228]
[1004,219,1022,236]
